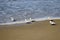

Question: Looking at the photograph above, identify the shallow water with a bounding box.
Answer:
[0,0,60,23]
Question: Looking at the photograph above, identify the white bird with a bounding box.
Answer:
[25,19,28,22]
[49,20,56,25]
[25,19,31,24]
[10,17,16,22]
[25,18,32,22]
[48,17,56,25]
[25,18,33,24]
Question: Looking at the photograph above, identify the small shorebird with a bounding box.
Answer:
[48,17,56,25]
[49,20,56,25]
[25,18,36,24]
[10,17,16,22]
[25,19,31,24]
[30,18,36,22]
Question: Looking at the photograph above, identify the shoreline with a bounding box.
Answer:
[0,17,60,25]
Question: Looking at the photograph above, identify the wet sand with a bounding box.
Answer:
[0,19,60,40]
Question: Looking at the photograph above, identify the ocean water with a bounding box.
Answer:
[0,0,60,24]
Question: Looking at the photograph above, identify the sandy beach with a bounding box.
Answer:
[0,19,60,40]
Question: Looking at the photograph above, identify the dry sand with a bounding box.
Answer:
[0,19,60,40]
